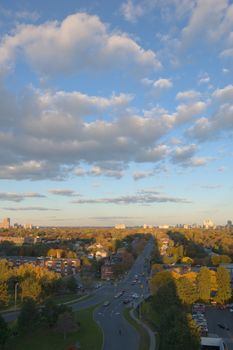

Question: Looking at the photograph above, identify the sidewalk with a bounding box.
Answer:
[130,307,156,350]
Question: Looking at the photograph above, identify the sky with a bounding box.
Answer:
[0,0,232,227]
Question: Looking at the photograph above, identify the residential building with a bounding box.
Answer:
[115,224,126,229]
[0,218,10,229]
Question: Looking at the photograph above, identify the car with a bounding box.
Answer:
[123,299,130,304]
[132,293,139,299]
[103,301,110,307]
[217,323,225,329]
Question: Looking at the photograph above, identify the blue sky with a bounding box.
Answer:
[0,0,232,226]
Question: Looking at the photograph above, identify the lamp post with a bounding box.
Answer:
[14,282,19,309]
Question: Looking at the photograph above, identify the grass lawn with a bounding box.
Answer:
[6,306,103,350]
[123,308,150,350]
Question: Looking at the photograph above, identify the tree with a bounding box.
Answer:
[0,315,9,349]
[66,276,77,293]
[176,277,198,305]
[215,266,231,304]
[56,311,77,339]
[159,307,200,350]
[20,278,41,301]
[0,282,9,308]
[18,298,39,334]
[197,267,211,302]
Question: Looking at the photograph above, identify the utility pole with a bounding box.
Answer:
[14,282,19,309]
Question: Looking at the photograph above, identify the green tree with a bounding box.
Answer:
[0,314,9,349]
[65,276,77,293]
[18,298,39,334]
[56,311,77,339]
[20,278,41,302]
[197,267,211,302]
[216,266,231,304]
[159,307,200,350]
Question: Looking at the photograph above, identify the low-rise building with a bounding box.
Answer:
[0,256,81,275]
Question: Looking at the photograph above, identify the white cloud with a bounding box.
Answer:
[153,78,173,89]
[176,90,201,100]
[0,12,161,76]
[188,103,233,141]
[181,0,232,44]
[121,0,196,22]
[171,144,197,164]
[121,0,144,23]
[198,73,210,85]
[220,48,233,58]
[174,101,207,125]
[212,84,233,101]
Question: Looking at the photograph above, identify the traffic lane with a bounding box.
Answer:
[206,307,233,350]
[95,302,139,350]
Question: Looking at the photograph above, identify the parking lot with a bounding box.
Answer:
[206,307,233,350]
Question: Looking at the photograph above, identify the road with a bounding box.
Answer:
[3,236,155,350]
[94,237,154,350]
[206,307,233,350]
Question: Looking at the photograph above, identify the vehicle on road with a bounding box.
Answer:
[123,299,130,304]
[217,323,225,329]
[103,301,110,307]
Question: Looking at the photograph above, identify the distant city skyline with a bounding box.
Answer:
[0,0,232,226]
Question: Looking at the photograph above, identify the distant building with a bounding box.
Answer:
[203,219,215,229]
[115,224,126,229]
[101,263,114,280]
[24,223,33,229]
[227,220,232,227]
[0,218,10,229]
[143,224,153,229]
[0,256,80,276]
[158,224,170,229]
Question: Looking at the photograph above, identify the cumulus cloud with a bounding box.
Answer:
[212,84,233,101]
[171,144,214,167]
[0,192,45,202]
[153,78,173,89]
[176,90,201,100]
[72,191,190,205]
[173,101,207,125]
[188,103,233,141]
[181,0,233,45]
[0,12,161,76]
[171,144,197,164]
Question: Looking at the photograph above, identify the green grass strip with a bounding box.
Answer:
[123,308,150,350]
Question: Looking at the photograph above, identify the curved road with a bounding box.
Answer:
[3,237,154,350]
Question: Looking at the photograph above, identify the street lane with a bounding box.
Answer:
[94,236,154,350]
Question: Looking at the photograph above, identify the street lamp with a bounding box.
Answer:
[14,282,19,309]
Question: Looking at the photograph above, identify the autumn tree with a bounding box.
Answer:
[176,277,198,305]
[20,278,41,302]
[197,267,211,302]
[0,282,9,308]
[215,266,231,304]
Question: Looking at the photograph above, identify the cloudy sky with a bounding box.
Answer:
[0,0,232,226]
